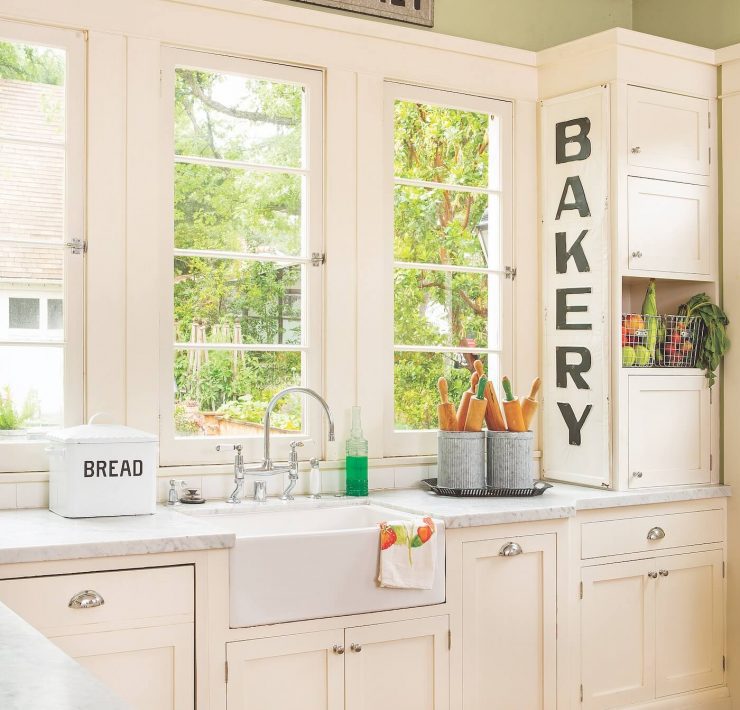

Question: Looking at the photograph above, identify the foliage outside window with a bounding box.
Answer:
[393,96,504,430]
[172,64,315,439]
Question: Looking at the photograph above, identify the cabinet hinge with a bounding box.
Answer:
[505,265,517,281]
[708,112,711,129]
[311,252,326,267]
[723,655,726,672]
[723,560,726,578]
[579,581,584,599]
[580,684,584,702]
[225,661,229,683]
[448,630,452,650]
[709,147,712,164]
[711,454,713,471]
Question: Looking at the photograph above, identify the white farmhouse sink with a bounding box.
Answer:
[187,503,445,627]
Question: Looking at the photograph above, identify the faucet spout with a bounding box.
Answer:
[263,387,335,467]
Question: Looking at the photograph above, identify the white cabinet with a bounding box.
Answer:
[627,86,710,177]
[226,617,449,710]
[627,374,711,488]
[462,534,556,710]
[581,549,724,709]
[0,565,195,710]
[627,177,711,276]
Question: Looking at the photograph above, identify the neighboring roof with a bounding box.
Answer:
[0,79,64,284]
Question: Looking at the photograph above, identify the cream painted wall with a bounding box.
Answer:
[265,0,634,50]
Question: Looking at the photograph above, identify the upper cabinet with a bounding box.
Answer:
[627,86,711,178]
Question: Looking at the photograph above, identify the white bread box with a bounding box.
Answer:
[46,423,158,518]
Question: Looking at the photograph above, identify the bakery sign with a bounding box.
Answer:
[541,86,611,487]
[294,0,433,26]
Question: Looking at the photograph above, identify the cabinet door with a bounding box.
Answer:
[627,86,710,176]
[345,616,449,710]
[628,375,710,488]
[581,559,655,709]
[226,630,344,710]
[462,534,556,710]
[627,177,711,276]
[655,550,724,697]
[54,623,194,710]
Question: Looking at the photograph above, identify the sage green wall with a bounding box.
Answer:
[268,0,633,50]
[633,0,740,49]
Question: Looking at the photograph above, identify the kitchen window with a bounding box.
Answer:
[385,83,512,456]
[159,48,324,466]
[0,21,84,472]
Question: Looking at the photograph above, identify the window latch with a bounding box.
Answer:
[311,252,326,267]
[64,238,87,255]
[505,265,517,280]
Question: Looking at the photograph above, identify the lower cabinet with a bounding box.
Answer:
[226,616,450,710]
[581,549,724,709]
[461,533,557,710]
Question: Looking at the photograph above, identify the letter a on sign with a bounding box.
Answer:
[541,86,610,488]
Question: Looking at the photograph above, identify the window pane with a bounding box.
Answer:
[0,346,63,431]
[9,298,40,329]
[175,68,304,168]
[174,257,302,345]
[394,185,493,268]
[394,351,496,431]
[174,164,303,256]
[47,298,63,329]
[394,100,490,187]
[173,349,302,438]
[0,40,66,437]
[394,268,494,349]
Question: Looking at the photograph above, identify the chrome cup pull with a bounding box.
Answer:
[68,590,105,609]
[647,527,666,541]
[499,542,523,557]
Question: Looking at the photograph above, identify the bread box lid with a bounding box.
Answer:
[46,423,158,445]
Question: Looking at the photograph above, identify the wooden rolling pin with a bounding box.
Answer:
[437,377,458,431]
[474,360,507,432]
[521,377,541,430]
[502,376,526,432]
[456,371,480,431]
[464,376,488,432]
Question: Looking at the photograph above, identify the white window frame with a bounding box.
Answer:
[382,82,513,457]
[159,47,324,467]
[0,20,85,473]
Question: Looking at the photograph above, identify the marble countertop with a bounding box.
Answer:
[370,483,731,528]
[0,601,130,710]
[0,506,235,565]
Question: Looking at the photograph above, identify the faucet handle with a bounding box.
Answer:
[289,441,305,451]
[289,440,304,466]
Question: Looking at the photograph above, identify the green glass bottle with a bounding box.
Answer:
[345,406,368,497]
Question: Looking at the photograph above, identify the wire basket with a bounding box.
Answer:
[622,314,705,368]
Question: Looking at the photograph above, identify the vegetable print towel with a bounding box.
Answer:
[378,517,438,590]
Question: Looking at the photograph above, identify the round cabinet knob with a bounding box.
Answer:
[632,471,643,479]
[499,542,523,557]
[647,527,666,541]
[631,146,642,154]
[332,645,345,655]
[68,590,105,609]
[659,569,669,577]
[631,251,643,259]
[648,571,658,579]
[351,643,363,653]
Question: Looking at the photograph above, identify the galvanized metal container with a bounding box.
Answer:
[487,431,534,489]
[437,431,486,489]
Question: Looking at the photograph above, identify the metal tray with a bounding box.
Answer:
[421,478,552,498]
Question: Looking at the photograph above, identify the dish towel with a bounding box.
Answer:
[378,517,438,590]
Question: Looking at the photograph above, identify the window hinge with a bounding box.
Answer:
[311,252,326,267]
[225,661,229,683]
[448,630,452,650]
[64,238,87,255]
[505,265,517,281]
[579,581,584,599]
[580,684,584,702]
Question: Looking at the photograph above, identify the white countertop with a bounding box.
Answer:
[0,601,130,710]
[370,483,731,528]
[0,505,235,565]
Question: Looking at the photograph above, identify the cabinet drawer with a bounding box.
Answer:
[0,565,193,635]
[581,509,723,559]
[627,86,710,177]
